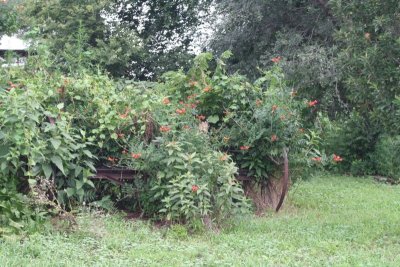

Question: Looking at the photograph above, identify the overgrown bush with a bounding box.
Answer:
[372,135,400,181]
[321,112,378,175]
[0,51,337,226]
[0,178,46,235]
[160,53,328,182]
[128,134,250,223]
[0,70,97,208]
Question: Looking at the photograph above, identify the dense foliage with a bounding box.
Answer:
[0,45,333,230]
[209,0,400,177]
[20,0,212,79]
[1,0,399,233]
[0,1,19,36]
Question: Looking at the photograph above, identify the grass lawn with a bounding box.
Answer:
[1,175,400,266]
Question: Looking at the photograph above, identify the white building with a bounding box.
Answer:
[0,35,28,67]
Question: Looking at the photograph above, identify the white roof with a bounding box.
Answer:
[0,35,28,50]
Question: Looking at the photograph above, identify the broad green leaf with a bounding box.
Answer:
[207,115,219,124]
[1,161,7,171]
[86,180,95,188]
[56,103,64,109]
[111,133,118,140]
[8,220,24,229]
[74,166,83,177]
[0,144,10,158]
[51,156,65,175]
[65,188,75,197]
[82,150,93,158]
[42,164,53,179]
[28,179,37,186]
[76,180,84,190]
[50,139,61,150]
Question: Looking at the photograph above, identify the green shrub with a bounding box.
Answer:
[0,51,328,225]
[116,52,328,222]
[123,121,250,223]
[0,179,46,235]
[0,71,97,208]
[373,135,400,180]
[321,112,378,175]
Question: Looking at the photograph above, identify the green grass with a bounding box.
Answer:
[1,175,400,266]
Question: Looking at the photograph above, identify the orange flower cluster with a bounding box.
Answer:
[333,154,343,162]
[308,100,318,107]
[131,153,142,159]
[7,81,17,92]
[271,135,278,142]
[162,97,170,105]
[271,56,282,63]
[219,154,228,161]
[187,94,197,100]
[189,80,198,87]
[176,108,186,115]
[160,126,171,133]
[107,156,117,164]
[312,157,322,162]
[272,105,278,112]
[191,185,199,192]
[203,86,212,92]
[119,107,131,119]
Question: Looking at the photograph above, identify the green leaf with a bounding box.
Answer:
[28,179,37,186]
[9,220,24,229]
[76,180,84,190]
[82,150,93,158]
[65,188,75,197]
[1,161,7,171]
[86,180,95,188]
[0,144,10,158]
[111,133,118,140]
[42,164,53,179]
[50,139,62,150]
[207,115,219,124]
[51,156,65,175]
[76,188,84,197]
[74,166,83,178]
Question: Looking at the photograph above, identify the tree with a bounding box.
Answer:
[0,1,19,36]
[208,0,345,117]
[20,0,213,79]
[331,0,400,132]
[115,0,213,79]
[21,0,141,76]
[208,0,400,173]
[209,0,336,77]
